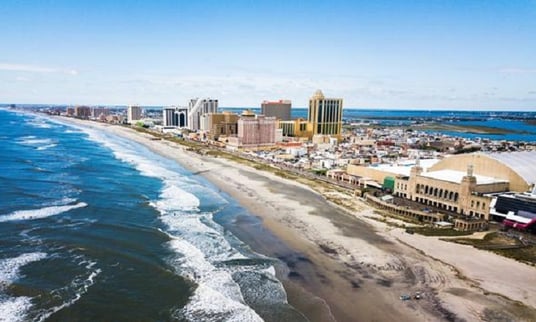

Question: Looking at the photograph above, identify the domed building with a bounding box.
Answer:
[427,151,536,193]
[393,151,536,230]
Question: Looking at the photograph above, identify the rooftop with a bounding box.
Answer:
[486,151,536,185]
[420,169,509,185]
[370,159,440,176]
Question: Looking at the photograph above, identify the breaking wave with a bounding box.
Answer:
[0,202,87,222]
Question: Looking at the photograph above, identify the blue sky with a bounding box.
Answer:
[1,0,535,109]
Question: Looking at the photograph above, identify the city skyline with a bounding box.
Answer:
[1,0,535,109]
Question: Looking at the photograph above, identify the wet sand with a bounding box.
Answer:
[55,118,536,322]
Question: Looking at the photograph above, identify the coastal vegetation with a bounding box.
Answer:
[408,227,473,237]
[448,232,536,266]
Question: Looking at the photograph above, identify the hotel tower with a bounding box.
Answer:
[307,90,343,138]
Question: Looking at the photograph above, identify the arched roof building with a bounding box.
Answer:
[428,151,536,193]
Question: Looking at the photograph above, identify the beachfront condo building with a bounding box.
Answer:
[91,107,109,119]
[127,105,142,124]
[74,106,91,119]
[188,98,218,131]
[261,100,292,120]
[227,115,279,149]
[162,106,188,128]
[308,90,343,140]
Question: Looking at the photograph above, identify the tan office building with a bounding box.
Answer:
[278,118,312,138]
[202,112,239,140]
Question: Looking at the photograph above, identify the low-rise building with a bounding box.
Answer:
[202,112,239,140]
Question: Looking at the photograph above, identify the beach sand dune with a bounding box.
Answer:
[59,118,536,322]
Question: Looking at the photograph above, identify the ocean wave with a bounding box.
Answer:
[0,252,48,287]
[178,283,264,322]
[0,202,87,222]
[33,267,101,322]
[64,129,82,134]
[18,137,53,146]
[150,184,200,212]
[36,144,57,151]
[0,252,48,322]
[0,296,32,322]
[160,212,274,321]
[17,136,58,150]
[25,118,55,129]
[161,212,243,263]
[167,237,263,322]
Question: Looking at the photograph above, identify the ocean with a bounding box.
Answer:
[0,108,306,321]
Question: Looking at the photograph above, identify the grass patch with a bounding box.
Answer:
[448,232,536,266]
[451,232,517,246]
[493,246,536,266]
[410,227,473,237]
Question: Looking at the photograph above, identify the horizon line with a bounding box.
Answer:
[2,103,535,112]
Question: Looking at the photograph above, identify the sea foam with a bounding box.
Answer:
[0,252,47,286]
[34,268,101,322]
[17,136,58,151]
[0,252,48,322]
[0,202,87,222]
[167,237,263,322]
[0,296,32,322]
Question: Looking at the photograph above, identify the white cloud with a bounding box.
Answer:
[0,63,78,75]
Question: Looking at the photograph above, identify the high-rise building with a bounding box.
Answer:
[307,90,343,139]
[237,115,277,146]
[127,105,142,124]
[74,106,91,119]
[66,107,75,116]
[261,100,291,120]
[188,98,218,131]
[91,107,109,119]
[162,106,188,128]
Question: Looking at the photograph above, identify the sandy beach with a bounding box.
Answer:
[58,118,536,322]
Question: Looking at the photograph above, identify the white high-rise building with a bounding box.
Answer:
[188,98,218,131]
[127,105,142,124]
[162,106,188,128]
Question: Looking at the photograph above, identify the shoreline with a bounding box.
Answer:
[53,117,536,321]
